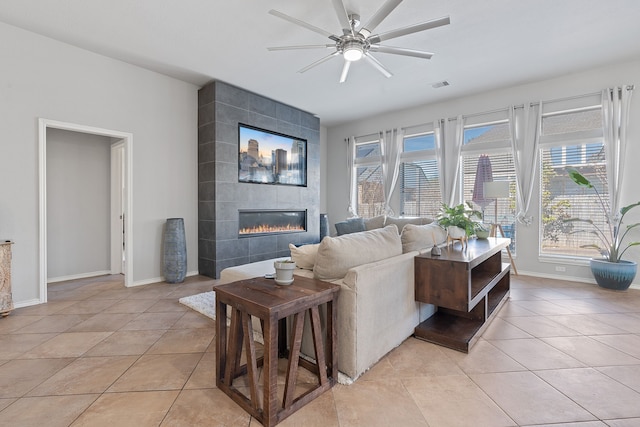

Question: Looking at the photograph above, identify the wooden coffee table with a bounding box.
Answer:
[214,275,340,427]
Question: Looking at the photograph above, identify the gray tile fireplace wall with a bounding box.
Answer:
[198,81,321,278]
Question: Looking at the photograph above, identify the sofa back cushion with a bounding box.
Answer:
[384,216,433,231]
[314,224,402,280]
[334,217,366,236]
[364,215,386,231]
[401,223,448,253]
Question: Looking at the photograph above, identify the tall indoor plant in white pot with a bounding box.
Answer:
[565,169,640,290]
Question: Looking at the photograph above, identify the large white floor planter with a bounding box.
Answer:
[590,259,637,291]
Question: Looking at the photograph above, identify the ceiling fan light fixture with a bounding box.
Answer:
[343,41,364,61]
[268,2,450,80]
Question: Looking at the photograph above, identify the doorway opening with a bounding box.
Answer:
[38,119,133,303]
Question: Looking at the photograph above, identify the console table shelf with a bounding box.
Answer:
[414,238,510,352]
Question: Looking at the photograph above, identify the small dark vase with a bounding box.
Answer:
[320,213,329,241]
[163,218,187,283]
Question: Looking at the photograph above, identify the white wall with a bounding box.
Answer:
[0,22,199,305]
[326,59,640,284]
[47,129,111,279]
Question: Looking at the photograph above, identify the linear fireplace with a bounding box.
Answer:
[238,209,307,237]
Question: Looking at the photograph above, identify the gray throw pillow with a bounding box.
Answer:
[334,217,366,236]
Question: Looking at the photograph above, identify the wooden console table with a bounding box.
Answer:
[215,275,339,427]
[414,237,510,352]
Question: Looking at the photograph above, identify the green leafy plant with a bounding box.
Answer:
[565,169,640,262]
[437,202,483,236]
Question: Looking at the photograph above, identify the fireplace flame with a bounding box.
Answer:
[239,224,305,235]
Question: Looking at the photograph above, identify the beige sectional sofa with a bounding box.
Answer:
[219,217,446,382]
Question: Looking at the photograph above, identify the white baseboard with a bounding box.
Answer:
[514,270,639,290]
[128,270,200,288]
[47,270,112,283]
[13,298,42,309]
[128,276,162,287]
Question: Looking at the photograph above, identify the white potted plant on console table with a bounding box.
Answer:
[437,202,483,248]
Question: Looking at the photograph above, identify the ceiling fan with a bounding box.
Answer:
[267,0,450,83]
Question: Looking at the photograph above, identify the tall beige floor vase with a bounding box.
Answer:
[0,241,14,317]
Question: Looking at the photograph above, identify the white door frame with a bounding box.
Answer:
[110,142,125,274]
[38,119,134,302]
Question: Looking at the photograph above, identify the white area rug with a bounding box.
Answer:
[179,291,354,385]
[179,291,217,320]
[179,291,265,344]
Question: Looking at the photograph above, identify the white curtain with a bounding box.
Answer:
[346,136,357,217]
[381,128,403,216]
[434,119,445,205]
[439,116,464,206]
[508,103,542,225]
[603,86,634,218]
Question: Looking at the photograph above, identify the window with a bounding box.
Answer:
[353,136,384,218]
[400,131,441,217]
[539,107,606,258]
[541,108,602,135]
[461,120,517,253]
[464,122,510,145]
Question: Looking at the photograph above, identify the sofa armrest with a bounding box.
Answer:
[220,258,314,284]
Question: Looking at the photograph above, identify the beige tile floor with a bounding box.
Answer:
[1,274,640,426]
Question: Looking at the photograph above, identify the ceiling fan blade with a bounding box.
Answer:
[298,51,341,73]
[368,16,450,44]
[339,60,351,83]
[268,44,335,51]
[361,0,403,36]
[369,45,433,59]
[364,53,393,78]
[331,0,353,33]
[269,9,340,42]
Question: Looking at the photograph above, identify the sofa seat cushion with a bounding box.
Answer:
[401,223,448,253]
[314,224,402,280]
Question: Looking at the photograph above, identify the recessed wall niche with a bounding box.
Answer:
[198,81,320,278]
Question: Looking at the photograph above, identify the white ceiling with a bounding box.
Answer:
[2,0,640,126]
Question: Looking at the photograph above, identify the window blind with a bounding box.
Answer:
[540,143,607,257]
[400,159,441,217]
[356,164,384,218]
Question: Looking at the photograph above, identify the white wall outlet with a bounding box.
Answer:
[555,266,566,272]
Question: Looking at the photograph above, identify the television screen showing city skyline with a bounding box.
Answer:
[238,123,307,186]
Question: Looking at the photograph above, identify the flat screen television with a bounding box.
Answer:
[238,123,307,187]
